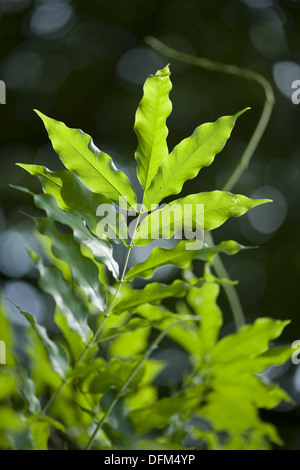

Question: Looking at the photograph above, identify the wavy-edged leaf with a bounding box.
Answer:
[35,110,137,209]
[35,217,107,312]
[136,303,201,355]
[113,280,188,315]
[212,345,294,377]
[15,363,41,414]
[188,283,222,355]
[130,396,199,435]
[144,109,248,208]
[110,325,151,359]
[135,191,271,245]
[14,186,119,279]
[12,302,69,378]
[126,240,246,280]
[211,372,292,410]
[134,65,172,190]
[17,164,126,243]
[210,318,290,364]
[54,308,96,363]
[29,251,92,343]
[88,358,144,394]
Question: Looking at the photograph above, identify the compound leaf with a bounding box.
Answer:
[144,109,248,208]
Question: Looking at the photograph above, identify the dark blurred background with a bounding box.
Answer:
[0,0,300,449]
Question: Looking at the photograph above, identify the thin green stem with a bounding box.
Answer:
[42,380,67,416]
[146,36,275,330]
[222,98,273,192]
[85,316,197,450]
[205,232,245,330]
[42,215,141,416]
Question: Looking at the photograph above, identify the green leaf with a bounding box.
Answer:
[199,393,259,434]
[110,325,151,359]
[54,308,97,362]
[17,164,126,243]
[136,303,201,355]
[135,191,271,244]
[126,240,246,280]
[143,109,248,208]
[14,186,119,279]
[35,218,107,312]
[12,302,69,378]
[29,422,50,450]
[113,280,188,315]
[99,317,151,344]
[138,439,186,450]
[15,363,41,414]
[211,373,292,410]
[89,358,144,394]
[29,251,92,343]
[130,396,198,435]
[35,110,137,209]
[188,283,222,355]
[210,318,290,364]
[134,65,172,191]
[212,345,294,376]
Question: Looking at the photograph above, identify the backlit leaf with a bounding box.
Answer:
[143,109,248,208]
[126,240,246,280]
[35,111,137,209]
[134,65,172,190]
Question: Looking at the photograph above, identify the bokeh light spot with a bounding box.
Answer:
[116,48,165,85]
[248,186,287,234]
[3,281,46,327]
[30,0,74,37]
[273,61,300,99]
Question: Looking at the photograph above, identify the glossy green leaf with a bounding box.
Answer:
[17,164,126,243]
[126,240,246,280]
[199,393,259,434]
[130,396,198,435]
[110,325,151,359]
[211,373,292,410]
[14,186,119,278]
[54,308,96,362]
[212,345,294,376]
[29,251,92,343]
[35,110,137,209]
[136,303,201,355]
[113,280,188,315]
[135,191,271,244]
[35,217,107,312]
[143,109,248,208]
[134,65,172,190]
[89,358,144,394]
[210,318,290,364]
[15,363,40,414]
[188,283,222,355]
[14,303,69,378]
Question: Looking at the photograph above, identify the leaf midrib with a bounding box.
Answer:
[47,119,134,207]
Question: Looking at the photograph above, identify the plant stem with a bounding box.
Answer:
[85,316,196,450]
[42,215,141,416]
[145,36,275,330]
[205,232,245,330]
[222,97,274,191]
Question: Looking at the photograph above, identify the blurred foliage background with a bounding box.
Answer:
[0,0,300,449]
